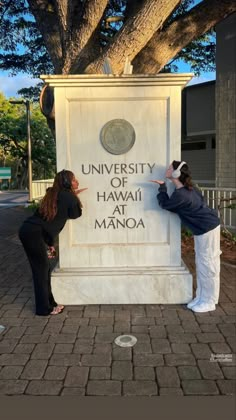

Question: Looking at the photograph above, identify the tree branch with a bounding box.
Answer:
[27,0,63,72]
[133,0,236,74]
[124,0,146,20]
[53,0,69,55]
[69,26,102,74]
[53,1,85,57]
[53,0,68,33]
[62,0,109,74]
[10,138,26,152]
[84,0,181,75]
[0,0,14,18]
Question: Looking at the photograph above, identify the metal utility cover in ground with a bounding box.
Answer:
[114,334,137,347]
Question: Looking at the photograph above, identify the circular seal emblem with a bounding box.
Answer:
[100,119,135,155]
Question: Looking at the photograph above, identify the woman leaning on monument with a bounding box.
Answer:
[150,160,221,313]
[19,170,87,316]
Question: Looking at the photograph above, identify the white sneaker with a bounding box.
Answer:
[187,297,201,309]
[191,302,216,313]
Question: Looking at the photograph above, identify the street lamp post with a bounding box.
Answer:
[9,99,33,202]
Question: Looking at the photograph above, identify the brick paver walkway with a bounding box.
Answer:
[0,207,235,396]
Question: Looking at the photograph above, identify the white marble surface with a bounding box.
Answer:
[53,79,185,269]
[52,262,192,304]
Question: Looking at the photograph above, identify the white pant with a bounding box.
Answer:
[194,225,221,305]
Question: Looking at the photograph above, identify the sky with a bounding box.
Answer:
[0,72,41,98]
[0,68,216,98]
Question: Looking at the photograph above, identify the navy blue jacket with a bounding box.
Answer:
[157,183,220,235]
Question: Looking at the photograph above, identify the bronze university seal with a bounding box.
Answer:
[100,119,135,155]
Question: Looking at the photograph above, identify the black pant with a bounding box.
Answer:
[19,222,57,315]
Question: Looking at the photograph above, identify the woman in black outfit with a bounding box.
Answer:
[19,170,87,316]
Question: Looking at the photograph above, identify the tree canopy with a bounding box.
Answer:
[0,93,56,188]
[1,0,235,83]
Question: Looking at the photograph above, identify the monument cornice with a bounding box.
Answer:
[40,73,193,88]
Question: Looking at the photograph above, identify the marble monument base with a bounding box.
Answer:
[51,262,192,305]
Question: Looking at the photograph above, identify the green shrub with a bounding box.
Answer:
[26,200,40,212]
[181,228,193,238]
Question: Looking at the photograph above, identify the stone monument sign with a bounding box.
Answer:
[41,74,193,304]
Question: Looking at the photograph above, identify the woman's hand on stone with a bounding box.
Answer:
[48,246,56,253]
[149,180,165,185]
[75,188,88,194]
[47,246,56,259]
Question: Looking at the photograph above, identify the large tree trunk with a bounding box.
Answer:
[28,0,236,76]
[28,0,108,73]
[19,167,28,190]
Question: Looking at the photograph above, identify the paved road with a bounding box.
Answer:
[0,191,29,208]
[0,206,235,397]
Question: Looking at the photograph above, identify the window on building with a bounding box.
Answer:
[182,142,206,151]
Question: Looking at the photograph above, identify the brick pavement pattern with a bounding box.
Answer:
[0,207,235,396]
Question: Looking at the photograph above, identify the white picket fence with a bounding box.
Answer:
[32,180,236,230]
[200,187,236,230]
[32,179,53,200]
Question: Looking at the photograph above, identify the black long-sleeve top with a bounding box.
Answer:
[23,190,82,245]
[157,183,220,235]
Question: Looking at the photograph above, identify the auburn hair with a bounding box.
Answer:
[172,160,193,190]
[39,170,82,221]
